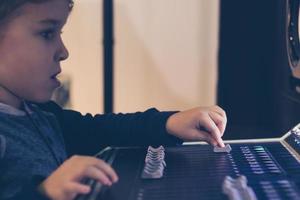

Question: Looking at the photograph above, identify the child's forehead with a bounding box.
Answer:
[18,0,70,25]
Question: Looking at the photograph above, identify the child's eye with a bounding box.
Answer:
[40,29,57,40]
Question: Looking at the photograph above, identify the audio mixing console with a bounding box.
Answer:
[76,123,300,200]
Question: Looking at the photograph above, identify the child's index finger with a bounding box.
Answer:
[210,128,225,148]
[217,138,225,148]
[200,117,225,148]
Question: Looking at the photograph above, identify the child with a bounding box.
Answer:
[0,0,227,200]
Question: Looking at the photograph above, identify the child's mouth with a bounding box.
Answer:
[50,71,61,80]
[50,72,61,87]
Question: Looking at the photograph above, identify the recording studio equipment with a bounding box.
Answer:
[287,0,300,93]
[76,123,300,200]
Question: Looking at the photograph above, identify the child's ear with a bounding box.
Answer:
[0,135,6,159]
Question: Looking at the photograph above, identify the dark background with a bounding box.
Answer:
[218,0,300,139]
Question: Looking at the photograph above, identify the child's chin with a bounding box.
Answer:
[30,99,51,104]
[30,94,53,104]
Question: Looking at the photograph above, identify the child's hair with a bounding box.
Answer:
[0,0,74,25]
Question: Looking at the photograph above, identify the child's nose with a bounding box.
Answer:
[55,39,69,62]
[59,43,69,61]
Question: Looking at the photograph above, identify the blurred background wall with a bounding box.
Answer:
[60,0,220,114]
[114,0,219,112]
[61,0,103,115]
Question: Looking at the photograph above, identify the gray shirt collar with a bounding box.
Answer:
[0,102,33,116]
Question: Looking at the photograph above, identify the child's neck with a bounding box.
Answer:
[0,97,22,109]
[0,88,22,109]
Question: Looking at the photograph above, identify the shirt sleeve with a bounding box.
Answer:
[38,101,183,156]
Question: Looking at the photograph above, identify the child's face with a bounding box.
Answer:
[0,0,70,107]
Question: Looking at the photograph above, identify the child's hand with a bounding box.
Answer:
[38,155,118,200]
[166,106,227,147]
